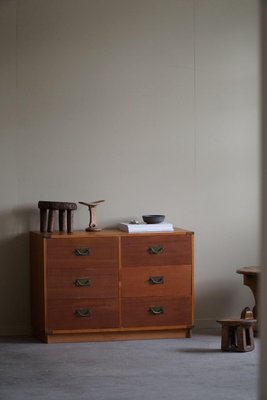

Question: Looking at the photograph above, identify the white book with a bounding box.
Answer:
[118,222,174,233]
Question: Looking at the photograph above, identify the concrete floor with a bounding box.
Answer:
[0,329,259,400]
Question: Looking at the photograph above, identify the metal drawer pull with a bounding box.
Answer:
[75,308,91,318]
[148,246,164,255]
[74,248,90,256]
[149,306,164,315]
[148,276,164,285]
[74,278,91,287]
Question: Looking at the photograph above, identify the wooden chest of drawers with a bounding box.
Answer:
[30,228,194,343]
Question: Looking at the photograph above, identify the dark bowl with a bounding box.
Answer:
[142,215,165,224]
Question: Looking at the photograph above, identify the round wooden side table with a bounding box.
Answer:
[236,266,260,333]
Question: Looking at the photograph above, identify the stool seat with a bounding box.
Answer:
[217,317,256,352]
[217,318,256,326]
[38,201,77,233]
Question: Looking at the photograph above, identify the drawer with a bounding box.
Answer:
[47,266,118,299]
[47,299,119,330]
[121,266,191,298]
[121,235,192,267]
[46,237,119,268]
[121,297,192,328]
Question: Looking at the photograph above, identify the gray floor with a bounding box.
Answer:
[0,329,259,400]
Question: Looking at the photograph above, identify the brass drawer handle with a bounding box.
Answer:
[149,306,164,315]
[148,246,164,255]
[148,276,164,285]
[75,308,91,318]
[74,278,91,287]
[74,248,90,256]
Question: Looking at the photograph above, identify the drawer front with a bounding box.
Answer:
[121,235,192,267]
[47,299,119,330]
[46,237,119,268]
[121,297,192,328]
[121,266,191,297]
[47,267,119,299]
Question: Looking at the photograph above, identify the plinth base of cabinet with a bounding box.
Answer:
[39,327,192,344]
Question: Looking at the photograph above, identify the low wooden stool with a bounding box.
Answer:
[217,318,256,352]
[38,201,77,233]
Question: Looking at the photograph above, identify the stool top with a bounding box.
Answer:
[38,201,77,210]
[217,318,256,326]
[236,266,260,276]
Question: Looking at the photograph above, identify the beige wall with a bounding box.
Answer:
[0,0,260,335]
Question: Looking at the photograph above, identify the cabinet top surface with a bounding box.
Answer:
[30,228,194,239]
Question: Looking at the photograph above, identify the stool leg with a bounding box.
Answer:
[229,327,238,350]
[67,210,73,233]
[221,326,239,351]
[221,326,230,351]
[47,209,55,232]
[236,326,246,351]
[244,326,255,352]
[236,325,255,352]
[58,210,66,232]
[40,209,47,232]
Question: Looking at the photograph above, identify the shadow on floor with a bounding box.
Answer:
[177,348,221,353]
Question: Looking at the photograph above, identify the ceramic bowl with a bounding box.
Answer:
[142,215,165,224]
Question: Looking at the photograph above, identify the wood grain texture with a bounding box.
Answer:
[121,265,192,297]
[45,328,190,343]
[30,230,194,343]
[47,298,119,330]
[121,235,192,267]
[121,297,192,328]
[30,232,46,335]
[47,237,119,268]
[47,266,119,299]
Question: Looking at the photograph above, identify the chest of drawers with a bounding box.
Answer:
[30,228,194,343]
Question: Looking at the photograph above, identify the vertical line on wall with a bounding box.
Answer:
[193,0,197,228]
[15,0,21,209]
[193,0,196,165]
[260,1,267,397]
[15,0,18,91]
[14,0,20,206]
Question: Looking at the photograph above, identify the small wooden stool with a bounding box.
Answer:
[38,201,77,233]
[217,317,256,352]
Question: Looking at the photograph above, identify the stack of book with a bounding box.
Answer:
[118,222,174,233]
